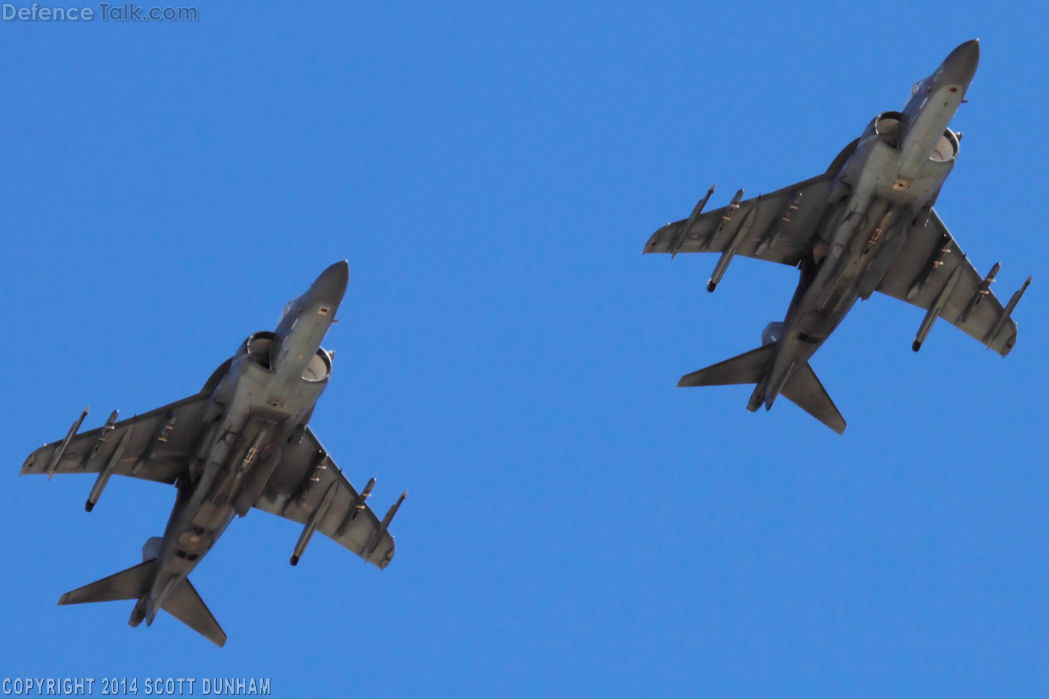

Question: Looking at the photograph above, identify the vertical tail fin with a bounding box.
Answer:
[161,578,227,647]
[781,361,847,434]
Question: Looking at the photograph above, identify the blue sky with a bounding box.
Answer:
[1,1,1047,696]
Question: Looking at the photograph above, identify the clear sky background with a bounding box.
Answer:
[1,2,1047,696]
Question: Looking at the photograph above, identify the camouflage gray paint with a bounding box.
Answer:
[645,40,1029,433]
[22,261,404,646]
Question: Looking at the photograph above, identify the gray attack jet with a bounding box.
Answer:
[644,39,1029,434]
[21,261,405,646]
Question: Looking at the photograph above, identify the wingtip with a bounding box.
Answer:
[375,541,396,570]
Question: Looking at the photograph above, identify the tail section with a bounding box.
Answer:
[780,361,847,434]
[57,559,226,647]
[677,344,846,434]
[58,560,156,605]
[161,578,227,647]
[677,345,775,387]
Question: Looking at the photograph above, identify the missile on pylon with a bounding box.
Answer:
[708,203,758,292]
[86,427,133,512]
[290,481,338,566]
[668,185,715,257]
[79,410,119,472]
[907,232,952,300]
[958,262,999,324]
[701,188,744,250]
[983,276,1031,348]
[913,266,962,351]
[47,408,88,480]
[755,190,802,256]
[364,491,407,560]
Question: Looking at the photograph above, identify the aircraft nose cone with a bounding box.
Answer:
[311,260,350,304]
[943,38,980,85]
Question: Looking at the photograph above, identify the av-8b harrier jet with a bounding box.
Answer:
[645,39,1029,434]
[21,261,404,646]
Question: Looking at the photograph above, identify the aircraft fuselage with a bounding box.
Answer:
[129,261,350,627]
[752,40,980,411]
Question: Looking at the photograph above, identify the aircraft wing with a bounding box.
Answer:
[253,426,399,569]
[644,173,836,266]
[876,209,1027,356]
[21,393,209,484]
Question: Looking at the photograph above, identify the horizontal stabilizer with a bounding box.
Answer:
[161,578,227,647]
[678,344,775,387]
[781,362,846,434]
[58,560,156,605]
